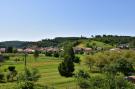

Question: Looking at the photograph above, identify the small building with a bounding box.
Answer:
[73,47,83,54]
[83,48,92,54]
[118,44,129,49]
[17,48,23,53]
[24,48,35,53]
[45,47,59,52]
[110,48,121,51]
[126,76,135,83]
[0,48,6,53]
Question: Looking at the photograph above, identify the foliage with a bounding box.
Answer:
[6,47,13,53]
[73,56,80,63]
[0,35,135,48]
[7,66,17,81]
[8,66,15,71]
[16,81,34,89]
[83,56,95,71]
[92,35,134,47]
[33,50,39,60]
[75,70,90,89]
[18,68,40,82]
[58,43,75,77]
[53,52,59,58]
[75,70,90,79]
[2,55,10,60]
[77,73,135,89]
[0,73,5,82]
[58,59,74,77]
[77,78,90,89]
[63,43,75,60]
[16,68,40,89]
[83,50,135,73]
[45,51,52,57]
[114,58,134,76]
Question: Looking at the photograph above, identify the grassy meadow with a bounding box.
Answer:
[0,54,83,89]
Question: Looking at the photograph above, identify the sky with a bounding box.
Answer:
[0,0,135,41]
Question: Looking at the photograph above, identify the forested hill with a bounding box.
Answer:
[0,41,26,48]
[0,37,87,48]
[0,35,135,48]
[92,35,135,47]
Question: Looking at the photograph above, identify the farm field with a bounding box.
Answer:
[0,54,83,89]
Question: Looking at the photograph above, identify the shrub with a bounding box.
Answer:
[58,44,75,77]
[75,70,90,79]
[0,55,5,62]
[8,66,15,71]
[115,58,134,76]
[58,58,74,77]
[78,79,90,89]
[7,66,17,81]
[73,56,80,63]
[83,56,95,71]
[53,52,59,58]
[33,50,39,60]
[3,55,10,60]
[45,51,52,57]
[16,81,34,89]
[77,73,135,89]
[18,68,40,82]
[0,73,5,82]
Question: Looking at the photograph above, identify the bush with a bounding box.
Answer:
[78,78,90,89]
[7,66,17,81]
[115,58,134,76]
[73,56,80,63]
[75,70,90,79]
[0,73,5,82]
[33,50,39,60]
[77,73,135,89]
[8,66,15,71]
[3,55,10,60]
[18,68,40,82]
[58,44,75,77]
[58,58,74,77]
[45,51,52,57]
[83,56,95,71]
[16,81,34,89]
[53,52,59,58]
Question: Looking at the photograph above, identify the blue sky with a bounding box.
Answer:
[0,0,135,41]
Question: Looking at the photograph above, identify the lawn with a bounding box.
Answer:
[0,54,80,89]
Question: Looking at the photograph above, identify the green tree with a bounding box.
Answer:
[6,47,13,53]
[53,52,59,58]
[58,58,74,77]
[45,51,52,57]
[63,43,75,61]
[7,66,17,81]
[83,56,95,71]
[74,56,80,63]
[33,50,39,61]
[115,58,134,76]
[58,43,75,77]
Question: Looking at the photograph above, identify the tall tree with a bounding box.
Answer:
[58,43,75,77]
[6,47,13,53]
[33,50,39,61]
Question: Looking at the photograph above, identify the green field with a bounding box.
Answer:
[0,54,82,89]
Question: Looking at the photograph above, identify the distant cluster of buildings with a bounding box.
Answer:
[0,44,132,54]
[0,47,60,54]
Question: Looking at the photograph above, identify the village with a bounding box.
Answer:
[0,43,131,54]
